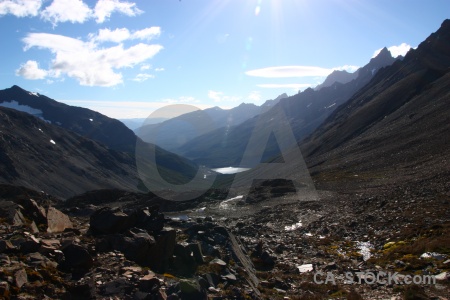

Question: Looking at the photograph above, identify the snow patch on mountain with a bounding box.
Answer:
[0,100,52,123]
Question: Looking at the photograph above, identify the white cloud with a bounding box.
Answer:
[246,66,332,78]
[20,32,163,86]
[0,0,42,17]
[132,73,155,82]
[208,90,223,102]
[373,43,412,58]
[208,90,261,104]
[246,65,360,79]
[59,99,212,119]
[132,27,161,41]
[163,96,198,104]
[333,65,359,73]
[1,0,144,24]
[208,90,241,103]
[95,28,131,43]
[140,64,151,71]
[40,0,91,25]
[92,27,161,43]
[94,0,142,23]
[15,60,48,79]
[257,83,312,90]
[154,67,164,72]
[247,91,261,102]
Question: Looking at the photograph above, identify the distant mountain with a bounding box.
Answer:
[0,106,140,198]
[176,48,398,167]
[120,117,169,131]
[0,85,136,153]
[136,94,287,152]
[301,19,450,180]
[0,87,203,197]
[315,69,359,90]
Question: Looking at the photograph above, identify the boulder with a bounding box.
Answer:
[134,206,165,234]
[0,201,25,226]
[0,240,15,253]
[47,206,73,233]
[147,228,176,272]
[179,278,206,300]
[435,272,449,281]
[61,243,93,271]
[138,273,160,293]
[19,234,41,254]
[17,198,47,226]
[189,242,204,264]
[173,243,197,276]
[89,207,133,235]
[14,268,28,288]
[108,228,156,265]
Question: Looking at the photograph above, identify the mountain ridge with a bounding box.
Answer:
[0,85,136,153]
[296,19,450,190]
[135,93,287,152]
[175,47,399,167]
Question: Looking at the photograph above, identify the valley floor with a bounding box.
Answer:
[0,167,449,299]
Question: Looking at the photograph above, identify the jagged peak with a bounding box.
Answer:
[10,85,26,92]
[372,47,393,61]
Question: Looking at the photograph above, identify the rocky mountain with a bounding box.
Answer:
[301,19,450,185]
[135,94,286,152]
[0,106,139,198]
[314,47,401,91]
[314,69,359,90]
[176,48,398,167]
[0,85,136,153]
[0,21,449,300]
[0,105,200,199]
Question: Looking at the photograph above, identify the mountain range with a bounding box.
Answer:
[174,47,398,167]
[0,20,449,200]
[135,93,286,153]
[0,86,201,198]
[301,19,450,184]
[0,19,449,300]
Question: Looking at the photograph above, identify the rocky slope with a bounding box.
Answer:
[0,85,135,154]
[314,69,359,91]
[301,19,450,190]
[176,48,398,168]
[0,106,202,199]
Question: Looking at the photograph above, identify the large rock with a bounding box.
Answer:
[0,240,15,253]
[147,228,176,272]
[17,198,47,226]
[61,243,93,272]
[134,206,165,234]
[47,206,73,233]
[14,268,28,288]
[179,278,207,300]
[0,201,26,226]
[173,243,197,276]
[107,228,156,265]
[89,207,133,235]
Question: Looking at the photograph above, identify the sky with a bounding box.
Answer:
[0,0,449,119]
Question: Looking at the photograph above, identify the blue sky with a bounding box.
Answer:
[0,0,449,119]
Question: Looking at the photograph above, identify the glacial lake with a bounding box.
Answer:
[212,167,251,174]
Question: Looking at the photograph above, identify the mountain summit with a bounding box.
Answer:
[0,85,136,153]
[176,46,398,167]
[301,19,450,185]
